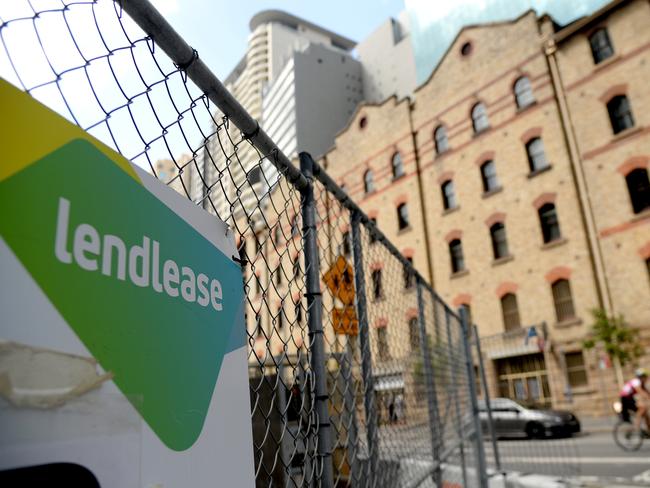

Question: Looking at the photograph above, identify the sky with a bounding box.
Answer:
[150,0,406,80]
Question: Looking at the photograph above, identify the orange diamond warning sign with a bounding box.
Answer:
[323,255,355,306]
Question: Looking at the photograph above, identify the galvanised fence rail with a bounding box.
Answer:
[0,1,498,486]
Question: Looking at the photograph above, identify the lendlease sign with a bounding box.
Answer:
[0,80,255,486]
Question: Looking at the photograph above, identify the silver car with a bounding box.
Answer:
[478,398,581,439]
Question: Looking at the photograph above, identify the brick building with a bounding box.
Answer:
[316,0,650,416]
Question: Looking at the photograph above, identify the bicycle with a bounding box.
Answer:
[612,401,649,451]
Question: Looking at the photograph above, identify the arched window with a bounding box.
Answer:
[391,152,404,179]
[342,230,351,256]
[625,168,650,214]
[293,259,300,279]
[273,225,282,245]
[471,102,489,134]
[526,137,549,172]
[434,125,449,154]
[607,95,634,134]
[403,256,415,289]
[371,269,383,300]
[589,28,614,64]
[441,180,457,210]
[538,203,561,244]
[369,217,378,244]
[514,76,535,109]
[377,326,390,361]
[255,313,263,337]
[449,239,465,273]
[364,169,375,194]
[500,293,520,331]
[295,301,303,325]
[277,304,285,330]
[397,203,409,230]
[480,160,499,193]
[408,317,420,351]
[290,216,299,237]
[551,279,575,322]
[490,222,509,259]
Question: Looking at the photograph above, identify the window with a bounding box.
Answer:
[589,28,614,64]
[377,327,390,361]
[342,230,351,256]
[480,160,500,193]
[461,41,472,56]
[551,279,575,322]
[625,168,650,214]
[392,152,404,179]
[403,256,415,289]
[295,301,303,324]
[290,216,299,237]
[441,180,457,210]
[397,203,409,230]
[293,259,300,279]
[409,317,420,352]
[449,239,465,273]
[471,102,489,134]
[238,238,247,262]
[526,138,549,172]
[364,169,375,194]
[371,269,383,300]
[538,203,561,244]
[277,305,285,330]
[434,125,449,154]
[255,313,263,337]
[460,304,473,328]
[490,222,509,259]
[247,166,262,186]
[275,265,283,285]
[607,95,634,134]
[255,274,262,295]
[501,293,521,331]
[255,233,263,254]
[359,116,367,129]
[369,217,378,244]
[514,76,535,109]
[273,226,283,245]
[565,351,588,388]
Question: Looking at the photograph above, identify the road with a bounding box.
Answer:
[488,430,650,480]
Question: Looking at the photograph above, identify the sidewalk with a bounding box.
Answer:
[499,470,650,488]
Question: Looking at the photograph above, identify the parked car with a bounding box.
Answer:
[478,398,581,439]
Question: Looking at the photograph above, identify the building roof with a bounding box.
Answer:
[249,10,356,51]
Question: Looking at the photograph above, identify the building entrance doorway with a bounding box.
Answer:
[495,353,551,408]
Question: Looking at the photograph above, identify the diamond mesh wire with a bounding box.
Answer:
[0,1,520,487]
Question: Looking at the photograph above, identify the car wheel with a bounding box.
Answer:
[525,422,544,439]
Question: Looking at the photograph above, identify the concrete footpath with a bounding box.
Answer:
[494,469,650,488]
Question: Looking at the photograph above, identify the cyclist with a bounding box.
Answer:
[620,368,650,433]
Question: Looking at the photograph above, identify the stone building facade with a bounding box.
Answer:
[316,0,650,416]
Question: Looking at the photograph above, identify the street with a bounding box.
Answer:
[490,431,650,480]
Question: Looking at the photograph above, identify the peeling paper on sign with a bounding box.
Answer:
[0,340,113,408]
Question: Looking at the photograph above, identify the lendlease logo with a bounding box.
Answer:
[54,197,225,313]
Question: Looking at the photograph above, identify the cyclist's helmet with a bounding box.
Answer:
[635,368,648,378]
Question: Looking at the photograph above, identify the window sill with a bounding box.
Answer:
[392,174,406,182]
[450,269,469,280]
[593,53,620,72]
[472,127,491,139]
[516,100,537,113]
[482,186,503,199]
[555,317,583,329]
[442,206,460,216]
[435,150,450,160]
[527,165,552,179]
[491,254,514,267]
[397,225,412,235]
[541,237,567,250]
[631,208,650,222]
[612,125,643,142]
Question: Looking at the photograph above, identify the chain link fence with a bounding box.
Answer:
[2,1,586,486]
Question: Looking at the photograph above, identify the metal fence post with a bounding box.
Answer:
[473,324,503,475]
[444,309,468,487]
[299,152,334,488]
[416,279,442,486]
[350,209,378,488]
[459,307,489,488]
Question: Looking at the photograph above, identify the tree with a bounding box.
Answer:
[583,308,644,386]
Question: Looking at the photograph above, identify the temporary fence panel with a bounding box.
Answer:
[0,1,535,487]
